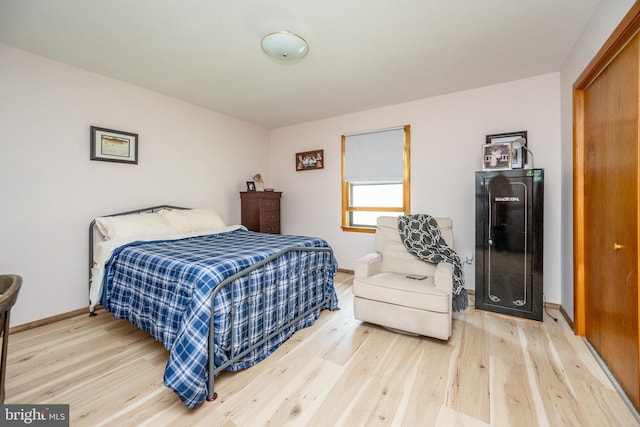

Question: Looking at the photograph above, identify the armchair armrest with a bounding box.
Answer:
[354,252,382,278]
[433,262,454,293]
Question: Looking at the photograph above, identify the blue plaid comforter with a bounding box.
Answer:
[102,228,338,408]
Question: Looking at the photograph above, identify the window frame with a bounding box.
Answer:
[341,125,411,233]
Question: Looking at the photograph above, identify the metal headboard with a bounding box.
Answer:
[88,205,188,288]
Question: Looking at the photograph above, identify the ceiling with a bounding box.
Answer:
[0,0,600,129]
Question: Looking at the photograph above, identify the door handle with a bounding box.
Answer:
[614,243,624,251]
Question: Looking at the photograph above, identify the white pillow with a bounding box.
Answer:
[158,208,226,233]
[95,212,176,240]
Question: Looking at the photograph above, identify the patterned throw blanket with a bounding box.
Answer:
[397,214,468,311]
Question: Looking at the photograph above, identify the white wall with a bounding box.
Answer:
[270,73,562,302]
[559,0,636,321]
[0,43,270,326]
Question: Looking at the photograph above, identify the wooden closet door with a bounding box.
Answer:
[582,32,640,409]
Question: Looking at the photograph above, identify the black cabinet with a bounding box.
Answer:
[475,169,544,321]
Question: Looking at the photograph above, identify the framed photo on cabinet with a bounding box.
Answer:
[485,131,528,169]
[482,143,512,171]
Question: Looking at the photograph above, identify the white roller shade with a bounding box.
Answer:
[344,127,405,182]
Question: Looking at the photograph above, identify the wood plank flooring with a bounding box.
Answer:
[4,272,638,426]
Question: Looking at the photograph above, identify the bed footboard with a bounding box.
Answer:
[206,246,336,402]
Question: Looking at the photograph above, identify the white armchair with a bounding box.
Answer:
[353,216,454,340]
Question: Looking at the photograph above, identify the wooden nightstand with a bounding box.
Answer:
[240,191,282,234]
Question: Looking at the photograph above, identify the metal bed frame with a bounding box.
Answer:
[206,245,334,401]
[89,205,336,403]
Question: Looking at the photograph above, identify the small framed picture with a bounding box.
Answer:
[296,149,324,171]
[246,181,256,192]
[482,143,512,171]
[486,131,528,169]
[90,126,138,164]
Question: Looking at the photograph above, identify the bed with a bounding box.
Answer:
[89,205,338,408]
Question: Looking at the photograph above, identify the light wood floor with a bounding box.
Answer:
[4,272,639,426]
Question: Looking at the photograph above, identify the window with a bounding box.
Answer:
[341,125,410,232]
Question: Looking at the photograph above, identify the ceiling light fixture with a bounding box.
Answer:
[261,31,309,61]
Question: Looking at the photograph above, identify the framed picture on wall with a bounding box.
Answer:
[90,126,138,164]
[482,142,512,171]
[296,149,324,171]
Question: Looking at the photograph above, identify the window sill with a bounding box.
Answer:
[341,226,376,234]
